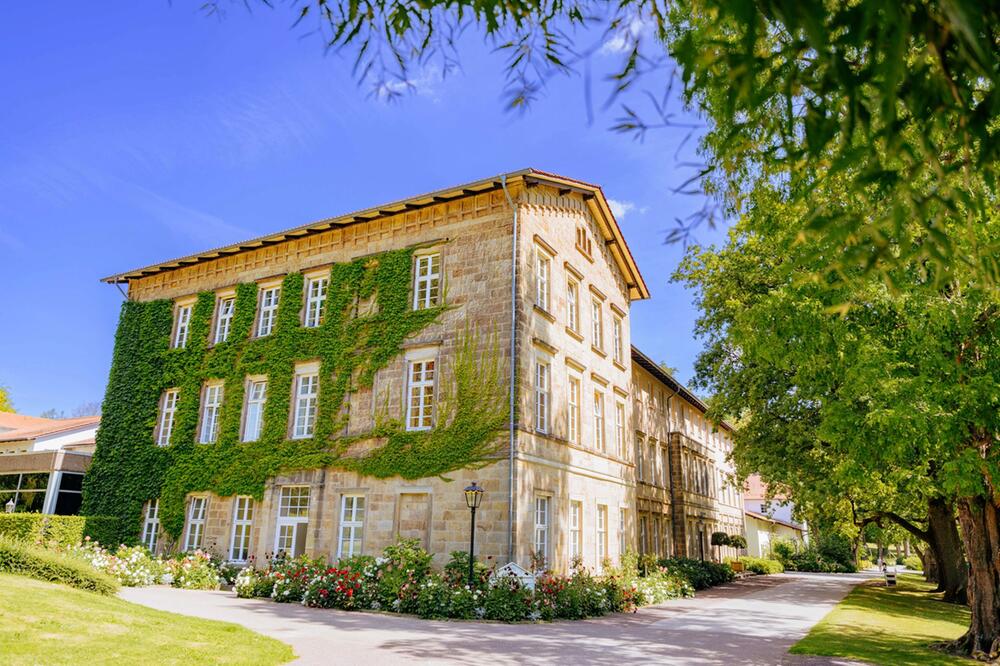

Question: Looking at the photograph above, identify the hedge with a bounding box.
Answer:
[0,536,119,595]
[0,514,126,548]
[738,556,784,574]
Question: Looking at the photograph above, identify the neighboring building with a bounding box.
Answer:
[631,349,744,562]
[95,169,743,570]
[743,474,808,557]
[0,413,99,515]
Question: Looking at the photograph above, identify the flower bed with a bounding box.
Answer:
[232,539,692,623]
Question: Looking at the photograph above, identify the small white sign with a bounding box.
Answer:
[492,562,536,590]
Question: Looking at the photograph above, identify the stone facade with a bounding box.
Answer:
[110,170,744,572]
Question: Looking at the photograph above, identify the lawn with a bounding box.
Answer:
[790,574,971,665]
[0,574,294,665]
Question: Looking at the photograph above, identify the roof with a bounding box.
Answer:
[745,509,805,532]
[744,473,787,501]
[0,414,100,443]
[101,168,651,301]
[630,346,734,432]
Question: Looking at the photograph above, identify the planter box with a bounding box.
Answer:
[730,561,744,573]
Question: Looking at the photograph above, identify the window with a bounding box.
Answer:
[591,299,604,350]
[569,500,582,563]
[406,358,436,431]
[534,360,550,433]
[614,401,625,457]
[593,390,605,451]
[653,515,662,556]
[229,497,254,562]
[274,486,310,558]
[184,497,207,551]
[242,379,267,443]
[597,505,608,566]
[214,297,235,344]
[636,436,645,482]
[199,383,223,444]
[292,370,318,439]
[612,315,623,364]
[338,495,366,558]
[256,286,281,337]
[156,389,179,447]
[567,375,581,444]
[142,500,159,553]
[649,441,659,486]
[575,226,593,257]
[566,279,580,332]
[619,508,627,558]
[533,496,550,567]
[535,248,551,311]
[304,275,328,328]
[172,303,192,349]
[412,253,441,310]
[662,445,671,488]
[639,515,648,554]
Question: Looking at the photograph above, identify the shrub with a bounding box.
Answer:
[816,533,855,569]
[376,538,433,613]
[728,534,747,550]
[482,574,532,622]
[270,556,324,602]
[69,540,166,586]
[631,569,694,604]
[738,556,783,575]
[658,557,735,590]
[903,555,922,571]
[234,566,274,598]
[304,566,366,610]
[710,532,731,547]
[442,550,490,589]
[771,539,797,565]
[0,535,118,595]
[167,550,222,590]
[0,514,124,548]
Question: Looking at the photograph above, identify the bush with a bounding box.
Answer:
[304,565,366,610]
[167,550,222,590]
[772,539,797,565]
[711,532,731,547]
[270,556,324,603]
[738,556,783,575]
[658,557,735,590]
[482,574,532,622]
[903,555,922,571]
[728,534,747,550]
[0,514,124,548]
[376,538,434,614]
[0,535,118,595]
[234,566,275,598]
[786,550,857,573]
[69,540,166,586]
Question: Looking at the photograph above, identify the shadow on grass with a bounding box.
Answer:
[790,575,971,666]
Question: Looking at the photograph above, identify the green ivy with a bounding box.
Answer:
[82,248,508,539]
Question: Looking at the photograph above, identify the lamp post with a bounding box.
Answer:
[463,482,485,586]
[5,498,15,514]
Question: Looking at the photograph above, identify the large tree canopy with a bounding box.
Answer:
[208,0,998,283]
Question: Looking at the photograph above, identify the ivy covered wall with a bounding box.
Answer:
[82,247,509,539]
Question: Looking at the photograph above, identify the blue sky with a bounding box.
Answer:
[0,3,729,417]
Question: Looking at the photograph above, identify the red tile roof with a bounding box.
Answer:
[0,413,100,442]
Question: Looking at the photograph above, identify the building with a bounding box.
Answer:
[743,474,808,558]
[92,169,743,570]
[0,413,99,515]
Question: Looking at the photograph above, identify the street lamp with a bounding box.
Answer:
[463,482,485,586]
[5,498,15,514]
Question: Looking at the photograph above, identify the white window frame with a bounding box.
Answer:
[198,383,224,444]
[292,368,319,440]
[405,352,437,431]
[304,275,328,328]
[412,252,442,310]
[569,500,582,563]
[156,389,179,447]
[274,486,310,558]
[242,378,267,443]
[567,374,581,444]
[591,298,604,350]
[535,247,551,311]
[337,494,366,559]
[597,504,608,566]
[593,389,606,451]
[184,497,207,552]
[636,435,645,482]
[142,500,159,552]
[172,303,192,349]
[614,400,626,457]
[533,496,550,568]
[229,496,254,562]
[566,278,580,332]
[214,296,235,345]
[534,359,550,434]
[256,286,281,337]
[612,315,623,364]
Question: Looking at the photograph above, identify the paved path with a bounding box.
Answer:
[120,572,874,665]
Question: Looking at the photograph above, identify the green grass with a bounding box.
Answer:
[0,574,295,665]
[791,574,971,665]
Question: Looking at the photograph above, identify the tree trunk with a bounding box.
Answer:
[922,547,939,584]
[926,496,968,605]
[941,496,1000,660]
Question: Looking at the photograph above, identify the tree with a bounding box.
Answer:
[0,386,12,413]
[203,0,997,284]
[70,402,101,417]
[38,408,66,419]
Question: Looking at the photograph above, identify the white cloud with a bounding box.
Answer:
[600,17,651,55]
[608,198,647,220]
